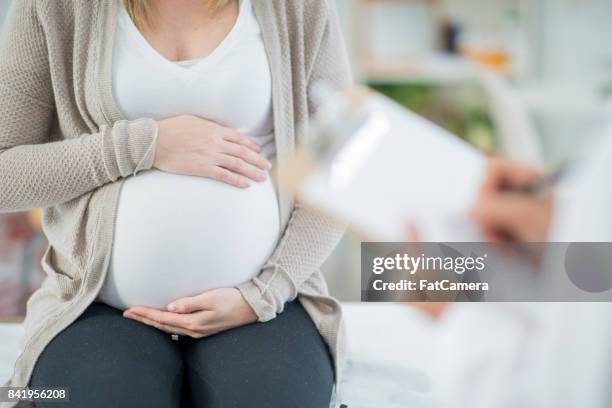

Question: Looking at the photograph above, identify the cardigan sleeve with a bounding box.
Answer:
[0,0,158,213]
[237,0,353,321]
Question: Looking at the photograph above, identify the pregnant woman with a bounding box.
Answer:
[0,0,351,406]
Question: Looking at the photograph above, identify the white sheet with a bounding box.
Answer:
[0,323,22,384]
[340,303,440,408]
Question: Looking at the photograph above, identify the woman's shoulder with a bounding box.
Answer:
[27,0,102,27]
[282,0,333,17]
[260,0,337,45]
[265,0,334,24]
[17,0,108,44]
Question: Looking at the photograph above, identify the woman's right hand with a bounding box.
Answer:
[153,115,272,188]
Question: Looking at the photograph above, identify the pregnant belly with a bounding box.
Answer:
[99,170,280,310]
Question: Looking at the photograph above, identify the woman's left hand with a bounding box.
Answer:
[123,288,258,338]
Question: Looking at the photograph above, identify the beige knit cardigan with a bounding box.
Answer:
[0,0,352,406]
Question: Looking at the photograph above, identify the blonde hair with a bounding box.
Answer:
[123,0,232,28]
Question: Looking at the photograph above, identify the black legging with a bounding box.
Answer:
[30,301,334,407]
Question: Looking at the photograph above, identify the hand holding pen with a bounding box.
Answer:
[470,157,558,243]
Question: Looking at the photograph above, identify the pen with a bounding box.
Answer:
[508,164,567,195]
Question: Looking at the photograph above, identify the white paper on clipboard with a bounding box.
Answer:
[298,92,486,241]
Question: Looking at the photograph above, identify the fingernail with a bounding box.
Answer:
[265,161,272,169]
[167,303,177,312]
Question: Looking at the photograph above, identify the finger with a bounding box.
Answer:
[483,229,512,244]
[221,141,272,170]
[168,294,211,314]
[222,130,262,153]
[216,154,267,182]
[206,166,251,188]
[500,166,540,190]
[124,307,193,328]
[471,195,540,240]
[471,195,524,227]
[482,158,540,194]
[124,312,180,333]
[406,221,421,242]
[125,314,202,338]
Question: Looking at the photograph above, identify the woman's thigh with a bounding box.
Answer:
[181,300,334,408]
[30,302,183,408]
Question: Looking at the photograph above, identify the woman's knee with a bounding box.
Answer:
[30,302,183,408]
[182,300,334,408]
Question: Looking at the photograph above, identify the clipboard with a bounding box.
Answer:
[282,85,486,241]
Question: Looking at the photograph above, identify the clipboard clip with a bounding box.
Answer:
[281,84,390,194]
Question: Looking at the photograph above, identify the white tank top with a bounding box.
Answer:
[98,0,280,310]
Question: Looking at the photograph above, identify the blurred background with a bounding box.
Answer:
[1,0,612,318]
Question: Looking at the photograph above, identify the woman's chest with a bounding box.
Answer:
[112,47,273,136]
[111,2,273,137]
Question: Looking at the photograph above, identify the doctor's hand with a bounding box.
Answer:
[154,115,272,188]
[123,288,258,338]
[471,158,554,243]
